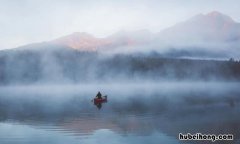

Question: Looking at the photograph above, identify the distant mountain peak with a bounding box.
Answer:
[188,11,234,24]
[207,11,224,16]
[206,11,234,22]
[207,11,227,17]
[53,32,110,51]
[158,11,240,44]
[59,32,95,41]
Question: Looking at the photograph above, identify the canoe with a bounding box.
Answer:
[94,96,107,104]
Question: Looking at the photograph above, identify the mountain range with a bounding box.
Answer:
[4,11,240,58]
[48,11,239,51]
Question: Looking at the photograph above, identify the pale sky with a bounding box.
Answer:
[0,0,239,49]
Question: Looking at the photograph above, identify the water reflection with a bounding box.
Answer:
[0,82,239,144]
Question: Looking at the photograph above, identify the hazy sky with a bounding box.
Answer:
[0,0,240,49]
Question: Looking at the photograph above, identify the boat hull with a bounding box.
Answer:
[93,96,107,104]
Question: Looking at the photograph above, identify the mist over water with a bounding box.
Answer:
[1,48,240,85]
[0,46,240,144]
[0,82,240,144]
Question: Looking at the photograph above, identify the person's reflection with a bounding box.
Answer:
[95,103,102,109]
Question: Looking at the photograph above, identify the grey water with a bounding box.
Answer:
[0,82,240,144]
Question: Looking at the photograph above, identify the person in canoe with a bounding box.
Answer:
[93,92,107,110]
[96,91,102,99]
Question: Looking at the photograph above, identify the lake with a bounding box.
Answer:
[0,82,239,144]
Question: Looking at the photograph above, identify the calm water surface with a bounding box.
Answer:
[0,82,239,144]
